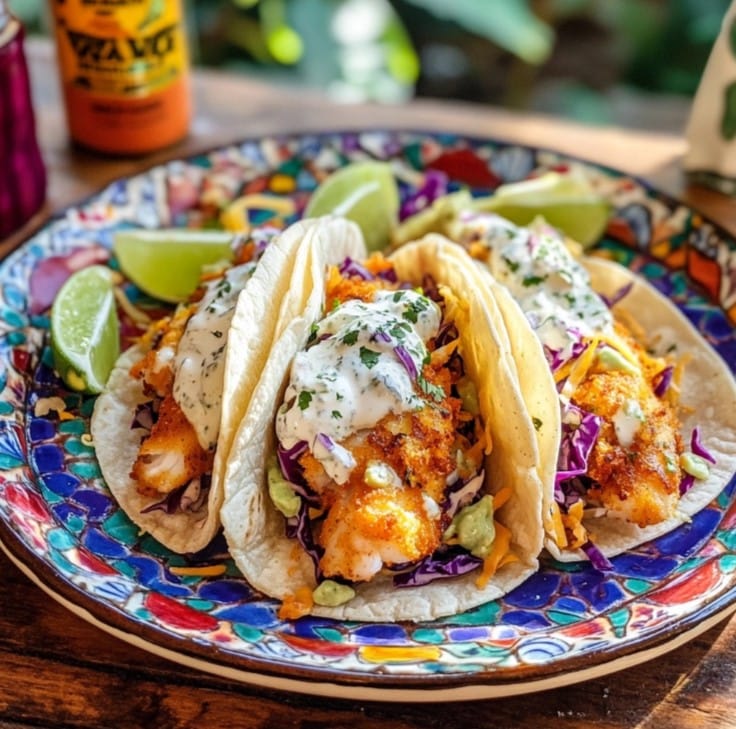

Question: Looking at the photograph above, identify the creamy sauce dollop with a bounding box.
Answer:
[453,213,613,365]
[276,288,441,484]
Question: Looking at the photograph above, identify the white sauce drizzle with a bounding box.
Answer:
[613,399,644,448]
[173,261,258,451]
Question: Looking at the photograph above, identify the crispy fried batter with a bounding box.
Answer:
[300,358,476,582]
[572,368,683,527]
[129,304,196,398]
[294,262,485,583]
[130,395,214,497]
[319,482,442,582]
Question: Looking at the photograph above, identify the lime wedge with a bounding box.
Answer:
[305,161,399,252]
[114,229,235,303]
[473,172,611,247]
[50,265,120,395]
[391,190,473,247]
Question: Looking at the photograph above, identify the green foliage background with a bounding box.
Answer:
[13,0,731,128]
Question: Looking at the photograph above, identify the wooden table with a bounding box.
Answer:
[3,38,736,729]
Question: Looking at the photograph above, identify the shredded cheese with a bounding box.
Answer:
[169,564,227,577]
[546,502,568,548]
[561,499,588,549]
[492,486,513,511]
[278,586,315,621]
[475,521,512,588]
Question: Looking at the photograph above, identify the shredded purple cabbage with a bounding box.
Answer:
[600,281,634,308]
[378,266,398,283]
[276,440,321,505]
[285,499,324,580]
[580,540,614,571]
[339,257,374,281]
[373,328,392,344]
[393,546,482,588]
[690,426,717,464]
[556,481,590,511]
[544,336,587,372]
[556,404,602,487]
[140,474,211,515]
[679,473,696,496]
[250,225,281,255]
[443,471,485,519]
[277,440,308,483]
[652,366,674,398]
[316,432,335,452]
[398,170,449,221]
[131,401,155,431]
[394,344,418,380]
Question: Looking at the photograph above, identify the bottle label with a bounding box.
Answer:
[51,0,188,98]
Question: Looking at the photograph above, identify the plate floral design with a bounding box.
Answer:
[0,131,735,701]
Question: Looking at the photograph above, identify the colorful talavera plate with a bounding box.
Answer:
[1,131,735,702]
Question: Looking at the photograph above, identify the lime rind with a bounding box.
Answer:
[472,172,611,247]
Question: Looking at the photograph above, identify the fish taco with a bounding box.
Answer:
[91,217,365,553]
[221,233,545,621]
[446,212,736,564]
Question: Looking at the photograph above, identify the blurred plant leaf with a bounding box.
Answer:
[266,23,303,63]
[259,0,303,64]
[288,0,342,87]
[399,0,554,64]
[382,7,420,84]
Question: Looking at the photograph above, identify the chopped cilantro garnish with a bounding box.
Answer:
[359,346,380,369]
[403,297,429,324]
[342,329,359,346]
[307,322,320,344]
[522,275,547,287]
[298,391,313,410]
[503,256,520,273]
[331,410,342,419]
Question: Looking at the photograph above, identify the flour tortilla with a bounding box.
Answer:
[479,253,736,561]
[221,234,545,621]
[91,217,365,553]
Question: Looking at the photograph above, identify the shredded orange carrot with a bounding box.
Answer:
[363,252,394,276]
[278,586,314,621]
[234,240,257,265]
[492,486,513,510]
[465,430,489,466]
[475,521,512,588]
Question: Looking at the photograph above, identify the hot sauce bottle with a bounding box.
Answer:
[49,0,192,156]
[0,0,46,238]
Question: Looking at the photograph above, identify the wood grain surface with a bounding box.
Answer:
[2,38,736,729]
